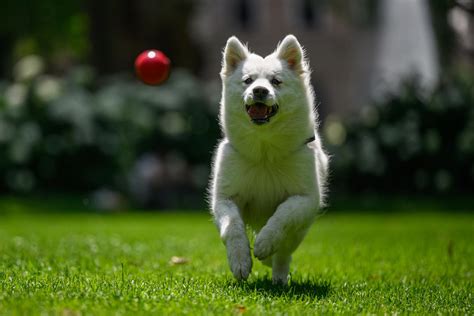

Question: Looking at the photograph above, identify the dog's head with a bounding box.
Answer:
[220,35,312,127]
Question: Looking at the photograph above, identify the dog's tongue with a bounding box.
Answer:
[247,104,268,120]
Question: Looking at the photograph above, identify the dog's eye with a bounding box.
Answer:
[271,78,282,86]
[243,78,253,85]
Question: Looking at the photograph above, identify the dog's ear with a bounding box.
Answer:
[221,36,248,76]
[277,35,305,74]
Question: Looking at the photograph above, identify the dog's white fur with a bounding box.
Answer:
[209,35,328,284]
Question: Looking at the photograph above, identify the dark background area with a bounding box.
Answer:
[0,0,473,210]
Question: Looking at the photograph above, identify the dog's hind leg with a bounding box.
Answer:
[272,253,291,285]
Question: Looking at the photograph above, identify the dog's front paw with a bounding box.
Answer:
[226,236,252,280]
[254,227,281,260]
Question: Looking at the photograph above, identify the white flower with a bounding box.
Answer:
[5,83,27,108]
[13,55,45,82]
[35,75,62,103]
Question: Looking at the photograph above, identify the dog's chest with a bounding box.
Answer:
[229,151,313,228]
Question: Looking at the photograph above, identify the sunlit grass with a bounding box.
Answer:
[0,198,472,314]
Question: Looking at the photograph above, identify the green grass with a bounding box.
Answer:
[0,198,472,315]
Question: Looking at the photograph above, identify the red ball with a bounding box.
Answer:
[134,50,170,85]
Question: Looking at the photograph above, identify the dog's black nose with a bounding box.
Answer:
[253,87,269,99]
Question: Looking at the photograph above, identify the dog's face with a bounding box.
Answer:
[220,35,310,127]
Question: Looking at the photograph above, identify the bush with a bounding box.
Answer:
[325,71,474,194]
[0,56,220,204]
[1,55,472,203]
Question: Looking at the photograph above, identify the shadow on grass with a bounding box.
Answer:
[229,277,331,300]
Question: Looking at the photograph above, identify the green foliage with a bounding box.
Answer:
[1,54,473,199]
[1,0,89,61]
[327,71,474,194]
[0,61,219,194]
[0,199,472,314]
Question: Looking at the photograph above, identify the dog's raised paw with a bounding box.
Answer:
[254,228,280,260]
[226,237,252,280]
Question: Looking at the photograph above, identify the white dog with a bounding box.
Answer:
[209,35,328,284]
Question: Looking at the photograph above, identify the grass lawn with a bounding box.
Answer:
[0,197,472,314]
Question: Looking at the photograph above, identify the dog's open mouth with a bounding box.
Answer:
[245,103,279,125]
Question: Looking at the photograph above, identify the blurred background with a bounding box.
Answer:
[0,0,473,210]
